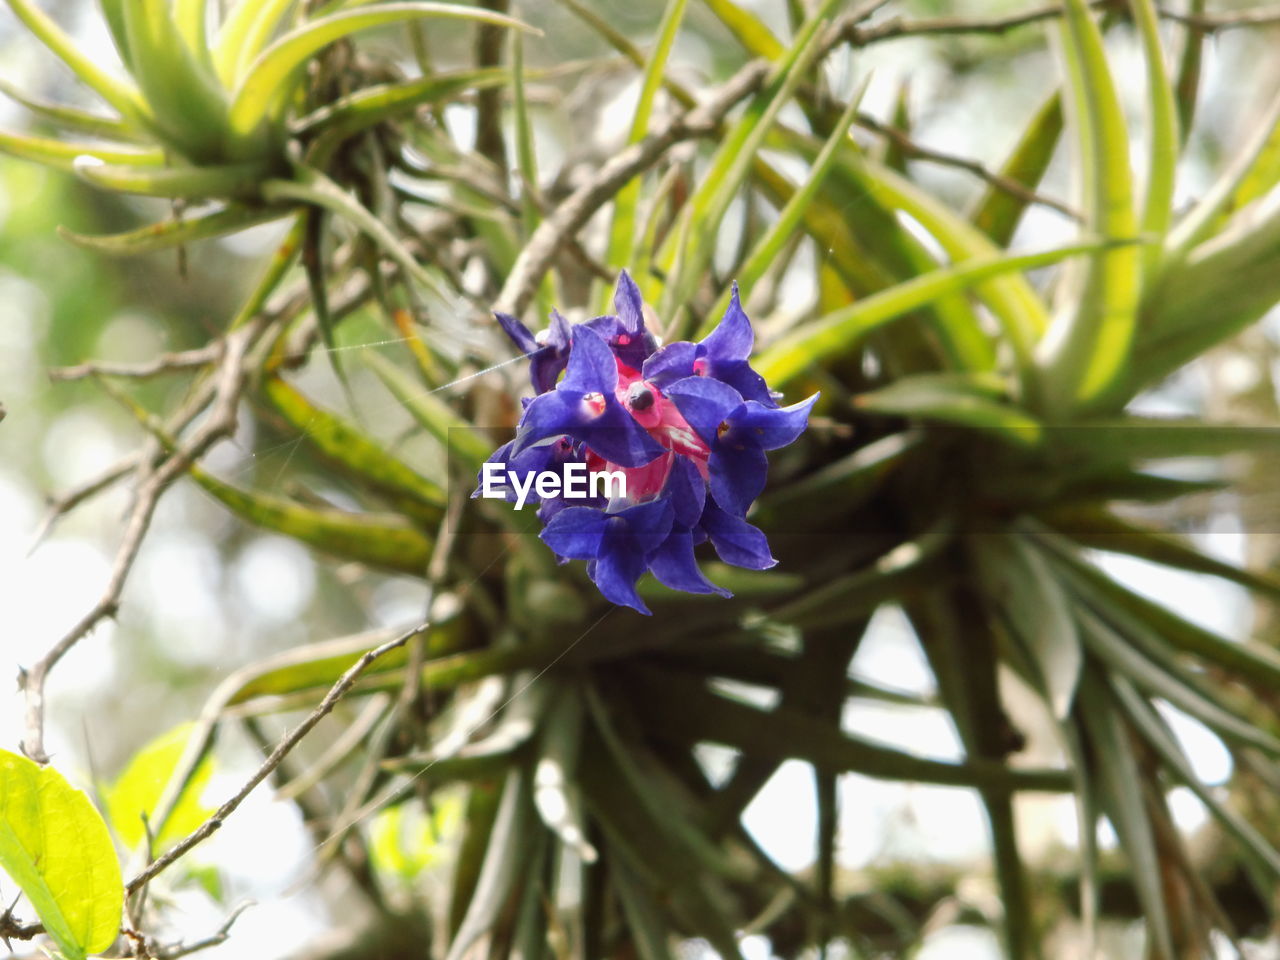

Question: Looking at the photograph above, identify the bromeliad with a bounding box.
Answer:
[475,272,818,614]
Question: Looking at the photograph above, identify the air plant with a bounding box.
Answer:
[7,0,1280,957]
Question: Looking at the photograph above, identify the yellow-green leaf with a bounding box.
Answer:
[228,3,535,144]
[189,464,433,575]
[0,750,123,960]
[58,204,290,256]
[104,724,215,853]
[263,376,446,518]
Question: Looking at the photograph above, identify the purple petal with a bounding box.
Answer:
[592,501,674,613]
[699,500,777,570]
[613,269,646,337]
[641,340,698,388]
[648,530,732,597]
[592,543,651,614]
[528,310,575,393]
[562,325,620,394]
[726,394,819,450]
[708,358,776,407]
[665,455,706,528]
[495,311,538,354]
[699,283,753,362]
[611,498,676,555]
[576,402,666,467]
[664,376,744,446]
[708,443,768,516]
[510,391,580,456]
[540,506,609,560]
[546,309,572,350]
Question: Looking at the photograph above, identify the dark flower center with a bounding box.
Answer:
[627,382,655,411]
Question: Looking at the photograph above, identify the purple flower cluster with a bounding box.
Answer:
[475,272,817,614]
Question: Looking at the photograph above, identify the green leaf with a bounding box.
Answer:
[612,862,677,960]
[74,159,267,199]
[1044,507,1280,602]
[629,669,1070,793]
[1075,604,1280,760]
[970,93,1063,246]
[1030,526,1280,690]
[0,77,143,142]
[756,241,1116,388]
[105,724,215,853]
[0,129,162,172]
[603,0,688,274]
[533,692,597,863]
[189,464,434,576]
[1164,88,1280,262]
[227,3,535,144]
[2,0,148,124]
[699,76,869,337]
[816,143,1052,373]
[58,204,290,256]
[444,770,536,960]
[657,0,841,324]
[121,0,231,162]
[363,350,493,474]
[1109,675,1280,890]
[975,535,1081,719]
[262,375,446,518]
[263,166,449,299]
[1173,0,1205,144]
[855,373,1043,447]
[757,430,921,514]
[699,0,783,59]
[0,750,123,960]
[1035,0,1140,414]
[1130,0,1179,257]
[1076,673,1175,960]
[1135,203,1280,389]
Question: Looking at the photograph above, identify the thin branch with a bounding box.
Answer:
[137,902,254,960]
[842,4,1090,44]
[125,628,419,897]
[26,453,139,555]
[19,329,254,765]
[1158,5,1280,30]
[48,343,225,382]
[493,59,772,317]
[852,112,1083,221]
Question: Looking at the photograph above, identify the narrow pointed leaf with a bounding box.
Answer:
[262,376,446,517]
[0,78,142,141]
[1110,676,1280,889]
[1035,0,1139,413]
[0,130,162,171]
[757,241,1118,387]
[228,3,535,141]
[2,0,147,123]
[855,373,1043,447]
[604,0,688,273]
[976,535,1081,719]
[363,351,493,473]
[75,159,267,199]
[1077,674,1176,960]
[58,204,289,255]
[970,93,1063,245]
[189,465,433,575]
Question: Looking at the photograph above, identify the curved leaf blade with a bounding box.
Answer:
[228,3,535,142]
[0,750,123,960]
